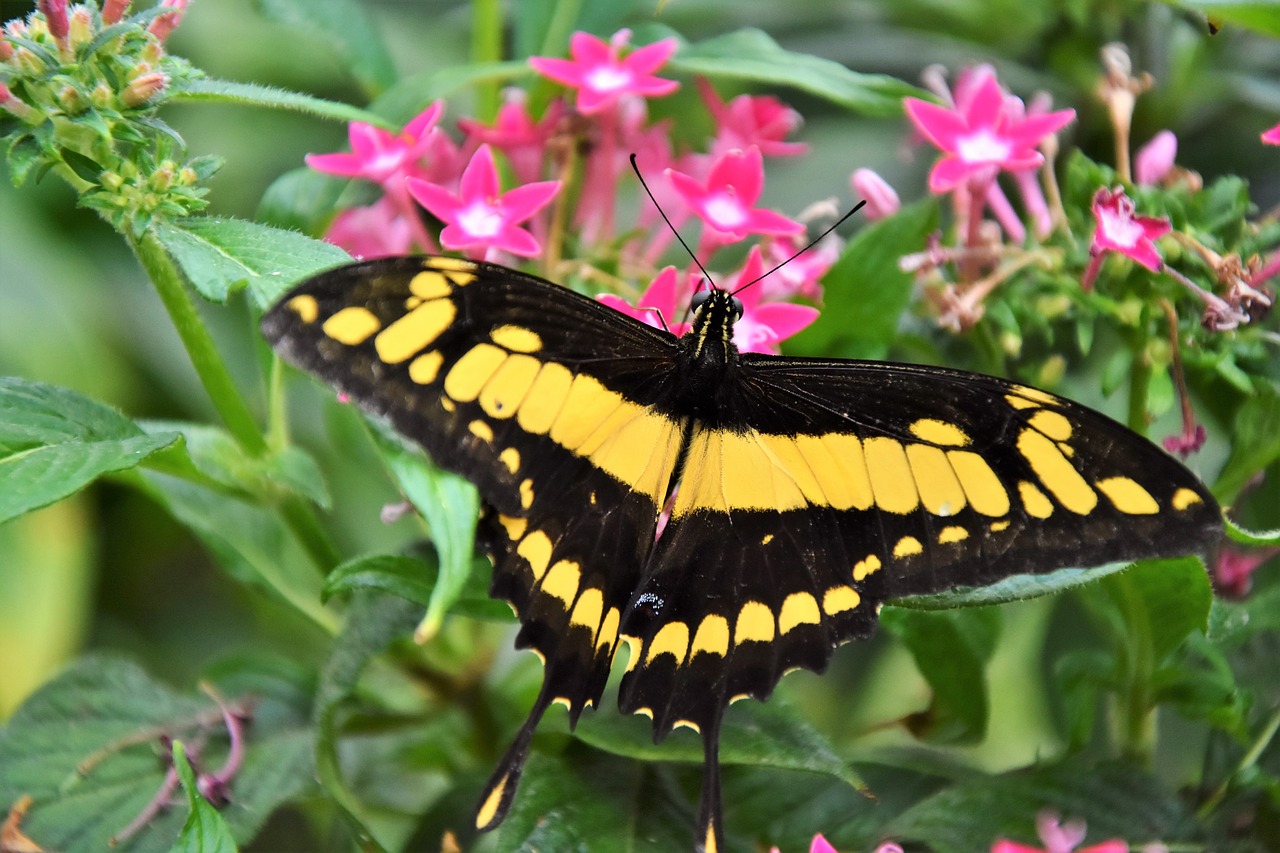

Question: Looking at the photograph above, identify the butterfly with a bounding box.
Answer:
[262,254,1221,852]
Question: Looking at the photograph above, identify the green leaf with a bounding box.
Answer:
[372,61,531,122]
[879,607,999,744]
[369,427,480,642]
[1086,557,1214,662]
[152,216,350,308]
[169,78,392,127]
[0,377,179,524]
[0,656,312,853]
[322,551,511,621]
[252,0,398,95]
[257,167,349,235]
[668,28,925,116]
[888,759,1190,853]
[791,198,940,360]
[1224,516,1280,546]
[894,560,1136,610]
[313,592,420,853]
[1161,0,1280,36]
[172,741,238,853]
[1215,384,1280,502]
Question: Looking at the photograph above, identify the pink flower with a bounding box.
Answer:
[1262,122,1280,145]
[725,247,819,354]
[529,29,679,115]
[407,144,561,258]
[306,103,446,190]
[1213,546,1278,598]
[699,77,807,158]
[904,68,1075,192]
[1161,423,1206,458]
[992,812,1127,853]
[324,199,415,259]
[37,0,68,41]
[147,0,187,41]
[102,0,131,25]
[851,168,900,220]
[1089,186,1170,272]
[597,266,694,337]
[1135,130,1177,185]
[458,90,563,186]
[667,147,803,244]
[760,234,837,302]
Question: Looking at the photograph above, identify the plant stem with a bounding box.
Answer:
[129,228,267,455]
[1112,573,1157,761]
[1127,342,1151,435]
[471,0,502,120]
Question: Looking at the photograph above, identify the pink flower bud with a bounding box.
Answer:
[851,168,900,219]
[147,0,188,41]
[102,0,132,25]
[121,70,169,106]
[1135,130,1177,185]
[1263,122,1280,146]
[0,83,36,120]
[37,0,69,42]
[0,36,13,62]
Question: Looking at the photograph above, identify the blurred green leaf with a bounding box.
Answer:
[894,560,1134,610]
[322,551,511,621]
[1224,516,1280,546]
[257,167,348,235]
[152,216,350,308]
[879,607,999,744]
[1214,384,1280,502]
[1101,557,1213,662]
[172,741,238,853]
[1162,1,1280,36]
[252,0,398,95]
[170,78,391,127]
[792,198,940,360]
[0,656,311,853]
[669,28,925,115]
[0,377,179,525]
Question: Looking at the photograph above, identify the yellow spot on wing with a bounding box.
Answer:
[758,434,827,504]
[375,298,456,364]
[778,592,821,634]
[690,615,729,658]
[499,447,521,474]
[734,601,775,644]
[909,418,971,447]
[569,587,604,634]
[541,560,580,606]
[865,437,919,514]
[286,294,319,323]
[427,256,477,274]
[479,353,540,419]
[822,585,861,615]
[475,775,507,830]
[1096,476,1159,515]
[1006,394,1040,410]
[597,607,620,652]
[516,530,553,580]
[938,525,968,544]
[468,420,494,443]
[516,361,573,435]
[810,433,874,510]
[322,306,381,345]
[1012,384,1061,406]
[1172,487,1203,511]
[990,519,1011,532]
[491,324,543,353]
[621,635,642,673]
[948,450,1011,517]
[853,554,881,580]
[761,533,774,545]
[1017,428,1097,514]
[497,514,526,541]
[578,403,681,503]
[1029,409,1074,441]
[408,351,444,384]
[550,374,622,450]
[893,536,923,558]
[409,270,452,300]
[907,443,967,516]
[1019,481,1054,518]
[444,343,506,402]
[646,621,690,664]
[519,478,534,509]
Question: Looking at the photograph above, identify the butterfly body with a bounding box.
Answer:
[263,255,1221,852]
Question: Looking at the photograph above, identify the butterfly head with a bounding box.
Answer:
[688,287,743,360]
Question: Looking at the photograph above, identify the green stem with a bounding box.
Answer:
[129,228,267,455]
[1111,573,1156,761]
[279,493,343,572]
[1196,706,1280,821]
[471,0,503,120]
[1127,343,1151,435]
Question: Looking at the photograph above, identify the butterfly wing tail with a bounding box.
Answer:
[473,688,550,833]
[697,715,725,853]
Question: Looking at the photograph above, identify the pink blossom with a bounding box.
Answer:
[102,0,131,24]
[667,147,803,244]
[725,247,819,354]
[407,144,561,258]
[598,267,693,337]
[1161,423,1206,458]
[1135,130,1177,185]
[1262,122,1280,145]
[992,812,1127,853]
[458,91,562,186]
[306,103,446,190]
[904,68,1075,192]
[1213,546,1278,598]
[851,168,900,220]
[147,0,187,41]
[1089,186,1170,272]
[760,234,837,302]
[699,77,806,158]
[323,199,415,259]
[529,29,679,115]
[37,0,68,41]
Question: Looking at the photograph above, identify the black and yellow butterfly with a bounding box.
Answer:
[262,255,1221,852]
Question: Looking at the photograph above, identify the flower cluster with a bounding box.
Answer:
[0,0,210,233]
[307,29,835,354]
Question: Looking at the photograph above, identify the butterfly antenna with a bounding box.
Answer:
[630,153,717,290]
[730,198,867,296]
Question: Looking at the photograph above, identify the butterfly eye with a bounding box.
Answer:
[691,290,711,312]
[730,296,744,321]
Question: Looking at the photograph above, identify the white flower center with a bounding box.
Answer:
[586,65,633,93]
[1098,208,1142,247]
[458,201,502,237]
[956,129,1012,164]
[704,192,746,229]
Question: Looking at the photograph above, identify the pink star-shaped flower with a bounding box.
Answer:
[306,103,446,190]
[597,267,693,337]
[698,77,807,158]
[406,144,560,258]
[991,812,1128,853]
[1262,122,1280,145]
[323,198,414,259]
[1089,186,1170,272]
[529,29,679,115]
[666,147,803,242]
[724,247,819,354]
[458,91,563,185]
[904,68,1075,192]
